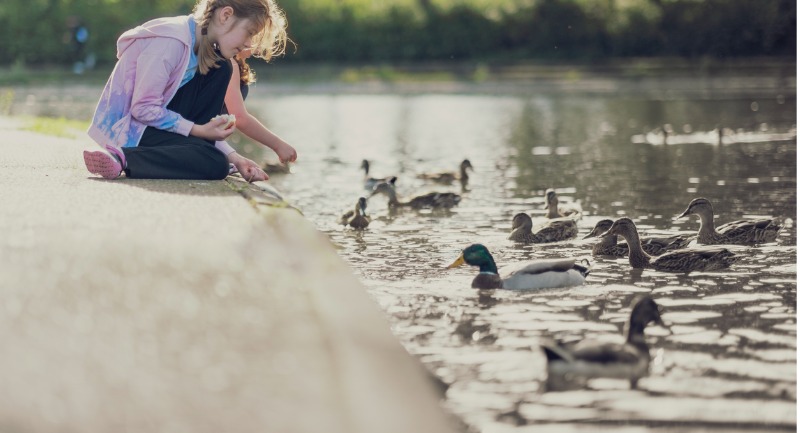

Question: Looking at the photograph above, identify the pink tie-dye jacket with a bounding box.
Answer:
[87,15,235,155]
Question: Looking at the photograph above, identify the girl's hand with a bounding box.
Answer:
[273,142,298,164]
[228,152,268,182]
[191,117,236,141]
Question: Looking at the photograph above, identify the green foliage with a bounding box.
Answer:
[22,116,91,138]
[0,0,794,66]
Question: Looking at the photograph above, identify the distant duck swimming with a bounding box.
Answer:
[509,213,578,243]
[447,243,590,290]
[584,219,692,256]
[541,294,666,389]
[417,159,473,186]
[339,197,370,229]
[545,189,581,219]
[370,180,461,209]
[676,197,782,245]
[602,218,737,273]
[361,159,397,190]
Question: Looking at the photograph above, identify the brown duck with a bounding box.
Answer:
[509,213,578,243]
[676,198,782,245]
[545,189,581,219]
[584,219,692,256]
[370,180,461,209]
[339,197,370,229]
[417,159,473,186]
[602,218,737,273]
[542,294,666,389]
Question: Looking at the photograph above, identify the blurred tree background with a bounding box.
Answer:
[0,0,795,66]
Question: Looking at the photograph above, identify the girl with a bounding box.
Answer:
[84,0,289,182]
[223,49,297,166]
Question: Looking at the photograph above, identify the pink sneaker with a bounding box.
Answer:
[83,146,125,180]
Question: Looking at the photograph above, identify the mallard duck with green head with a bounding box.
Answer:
[603,218,737,272]
[676,197,782,245]
[370,180,461,209]
[361,159,397,190]
[542,294,666,389]
[584,219,692,256]
[545,189,581,219]
[509,213,578,243]
[417,159,473,186]
[447,243,589,290]
[339,197,370,229]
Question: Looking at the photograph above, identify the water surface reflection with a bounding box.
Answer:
[258,88,795,431]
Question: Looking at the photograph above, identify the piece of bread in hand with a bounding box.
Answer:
[212,114,237,129]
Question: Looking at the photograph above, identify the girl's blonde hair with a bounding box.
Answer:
[193,0,288,74]
[234,55,255,85]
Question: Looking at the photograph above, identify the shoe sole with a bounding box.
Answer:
[83,150,122,180]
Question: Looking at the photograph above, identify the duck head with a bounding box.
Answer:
[357,196,368,215]
[601,218,638,238]
[545,189,557,206]
[461,159,474,172]
[583,219,614,239]
[676,197,713,220]
[360,159,370,174]
[624,294,667,346]
[447,244,498,273]
[510,213,533,231]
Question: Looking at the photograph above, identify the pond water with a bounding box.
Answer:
[254,83,797,432]
[7,74,797,431]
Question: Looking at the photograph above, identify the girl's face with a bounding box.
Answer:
[213,7,262,59]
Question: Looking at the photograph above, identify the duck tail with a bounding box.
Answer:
[573,259,591,278]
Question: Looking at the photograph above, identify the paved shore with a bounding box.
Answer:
[0,117,457,433]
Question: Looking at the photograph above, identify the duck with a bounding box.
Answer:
[417,159,473,186]
[602,218,737,272]
[545,189,581,219]
[541,294,665,389]
[361,159,396,190]
[676,197,782,245]
[584,219,692,256]
[508,213,578,243]
[370,180,461,209]
[446,243,589,290]
[339,197,370,229]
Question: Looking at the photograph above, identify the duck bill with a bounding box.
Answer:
[654,312,672,334]
[597,229,615,239]
[674,209,690,220]
[582,229,600,239]
[447,254,466,269]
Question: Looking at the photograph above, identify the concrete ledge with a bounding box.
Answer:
[0,121,456,433]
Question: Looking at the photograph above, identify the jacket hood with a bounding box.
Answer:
[117,15,193,58]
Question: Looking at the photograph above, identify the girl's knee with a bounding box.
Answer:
[207,150,230,180]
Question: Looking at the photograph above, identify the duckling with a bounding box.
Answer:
[584,219,692,256]
[509,213,578,243]
[676,197,782,245]
[370,180,461,209]
[603,218,737,272]
[545,189,581,219]
[339,197,370,229]
[447,243,589,290]
[542,294,665,389]
[361,159,396,190]
[417,159,473,186]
